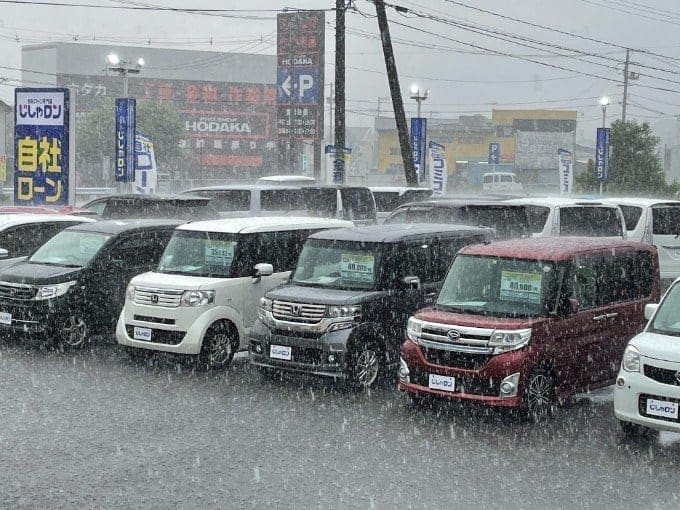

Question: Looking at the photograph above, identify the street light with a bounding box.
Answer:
[409,84,429,118]
[599,96,610,128]
[106,52,145,97]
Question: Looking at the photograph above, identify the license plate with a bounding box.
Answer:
[270,344,292,361]
[646,398,679,419]
[429,373,456,392]
[133,327,152,341]
[0,312,11,325]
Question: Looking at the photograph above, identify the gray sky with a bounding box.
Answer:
[2,0,680,145]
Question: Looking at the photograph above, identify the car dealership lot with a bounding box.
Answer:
[1,338,680,509]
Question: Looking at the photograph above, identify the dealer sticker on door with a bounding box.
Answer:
[0,312,11,325]
[646,398,679,419]
[500,271,542,304]
[429,373,456,392]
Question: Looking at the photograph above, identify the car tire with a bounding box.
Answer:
[347,341,383,389]
[198,321,237,369]
[60,316,89,349]
[619,420,654,441]
[524,368,556,424]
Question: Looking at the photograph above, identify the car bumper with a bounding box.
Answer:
[614,366,680,433]
[248,319,353,378]
[397,338,529,408]
[0,298,69,339]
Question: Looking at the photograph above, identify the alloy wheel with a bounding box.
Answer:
[207,332,233,367]
[62,316,88,348]
[526,372,554,423]
[355,347,380,387]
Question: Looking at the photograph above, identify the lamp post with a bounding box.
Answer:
[599,96,610,128]
[106,53,145,97]
[409,84,429,118]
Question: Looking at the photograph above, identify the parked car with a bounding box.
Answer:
[250,223,495,387]
[181,185,307,218]
[0,219,181,347]
[0,213,95,269]
[503,197,626,237]
[257,175,316,186]
[116,217,353,368]
[0,205,98,218]
[482,172,523,193]
[614,277,680,439]
[302,186,378,225]
[384,199,532,239]
[82,194,220,220]
[368,186,433,222]
[399,237,659,422]
[603,198,680,287]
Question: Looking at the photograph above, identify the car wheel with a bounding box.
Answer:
[199,321,237,369]
[524,369,556,424]
[619,420,653,441]
[60,316,89,349]
[348,341,383,389]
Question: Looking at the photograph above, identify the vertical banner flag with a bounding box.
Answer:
[428,141,448,196]
[410,118,427,183]
[134,132,157,195]
[0,154,6,182]
[115,98,136,182]
[325,145,351,184]
[595,127,610,182]
[558,148,573,194]
[14,88,71,206]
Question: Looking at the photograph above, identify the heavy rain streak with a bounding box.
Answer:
[3,0,680,508]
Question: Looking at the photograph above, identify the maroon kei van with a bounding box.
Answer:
[398,237,659,422]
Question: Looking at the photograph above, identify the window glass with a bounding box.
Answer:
[483,174,493,184]
[649,281,680,336]
[384,208,409,224]
[501,174,512,183]
[29,230,110,267]
[192,190,250,212]
[385,242,434,283]
[525,206,550,234]
[340,188,376,221]
[619,205,643,231]
[260,189,305,211]
[111,231,171,267]
[86,200,107,216]
[0,223,67,257]
[560,207,623,236]
[433,236,486,281]
[158,230,240,278]
[652,206,680,235]
[372,192,401,212]
[303,188,338,218]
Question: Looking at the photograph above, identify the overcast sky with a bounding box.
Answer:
[2,0,680,145]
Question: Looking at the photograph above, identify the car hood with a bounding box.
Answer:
[631,331,680,363]
[414,307,538,330]
[0,261,84,285]
[130,271,226,291]
[266,284,384,306]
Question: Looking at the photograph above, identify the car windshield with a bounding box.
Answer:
[648,283,680,337]
[29,230,110,267]
[652,205,680,235]
[157,230,239,278]
[292,239,381,290]
[437,254,559,317]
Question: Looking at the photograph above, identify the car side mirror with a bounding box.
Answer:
[0,248,7,259]
[253,263,274,283]
[402,275,421,291]
[568,297,580,314]
[644,303,659,321]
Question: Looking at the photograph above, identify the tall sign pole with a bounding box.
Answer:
[334,0,346,175]
[374,0,417,186]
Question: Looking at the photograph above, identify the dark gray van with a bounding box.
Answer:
[249,224,494,387]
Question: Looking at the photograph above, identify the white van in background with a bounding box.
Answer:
[482,172,523,193]
[257,175,316,186]
[604,198,680,286]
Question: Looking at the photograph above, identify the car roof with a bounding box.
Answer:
[368,186,432,194]
[393,199,526,209]
[258,175,316,182]
[602,197,680,207]
[0,213,94,228]
[67,219,184,234]
[176,216,354,234]
[87,194,211,204]
[503,197,619,207]
[309,223,492,243]
[181,184,304,192]
[459,236,653,261]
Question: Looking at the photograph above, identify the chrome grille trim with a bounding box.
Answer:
[272,300,326,324]
[0,282,36,301]
[133,287,183,308]
[417,321,494,354]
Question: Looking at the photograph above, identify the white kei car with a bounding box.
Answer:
[615,277,680,438]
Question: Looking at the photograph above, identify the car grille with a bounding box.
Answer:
[125,325,185,345]
[418,323,494,355]
[643,364,680,386]
[272,300,326,324]
[133,315,176,326]
[410,369,498,397]
[419,346,490,370]
[0,283,36,301]
[133,287,183,308]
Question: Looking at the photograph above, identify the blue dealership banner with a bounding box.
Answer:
[428,141,448,196]
[410,117,427,183]
[115,98,136,182]
[595,127,610,182]
[14,88,71,205]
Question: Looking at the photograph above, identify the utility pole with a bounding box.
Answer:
[374,0,417,186]
[622,48,630,123]
[328,82,334,145]
[334,0,346,163]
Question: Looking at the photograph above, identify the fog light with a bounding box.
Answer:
[499,373,520,398]
[254,343,263,354]
[616,376,625,387]
[328,354,336,363]
[398,357,410,383]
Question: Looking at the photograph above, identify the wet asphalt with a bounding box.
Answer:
[1,336,679,509]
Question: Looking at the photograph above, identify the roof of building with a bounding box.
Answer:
[176,216,353,234]
[309,223,492,243]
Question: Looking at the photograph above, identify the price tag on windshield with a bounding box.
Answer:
[340,253,374,283]
[500,271,542,303]
[79,237,101,255]
[205,241,236,266]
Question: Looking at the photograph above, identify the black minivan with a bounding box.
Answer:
[250,224,494,387]
[0,219,181,348]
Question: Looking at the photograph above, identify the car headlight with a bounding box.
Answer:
[258,297,273,322]
[489,328,531,354]
[326,305,362,319]
[34,281,77,301]
[126,284,136,301]
[181,290,215,307]
[406,316,423,344]
[622,345,640,373]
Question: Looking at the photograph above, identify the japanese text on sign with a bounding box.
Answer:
[499,271,542,303]
[205,241,237,267]
[340,253,375,283]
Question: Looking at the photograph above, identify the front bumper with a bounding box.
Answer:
[614,361,680,433]
[0,297,70,339]
[398,338,528,408]
[248,319,354,378]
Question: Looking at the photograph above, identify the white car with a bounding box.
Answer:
[482,172,523,193]
[615,278,680,438]
[116,216,352,368]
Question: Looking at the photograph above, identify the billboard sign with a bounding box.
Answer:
[558,148,573,194]
[276,11,325,140]
[488,141,500,164]
[115,98,136,182]
[410,117,427,183]
[325,145,351,184]
[595,127,610,182]
[14,88,71,205]
[428,141,448,196]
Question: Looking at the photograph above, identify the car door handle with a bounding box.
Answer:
[606,312,619,319]
[593,314,608,321]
